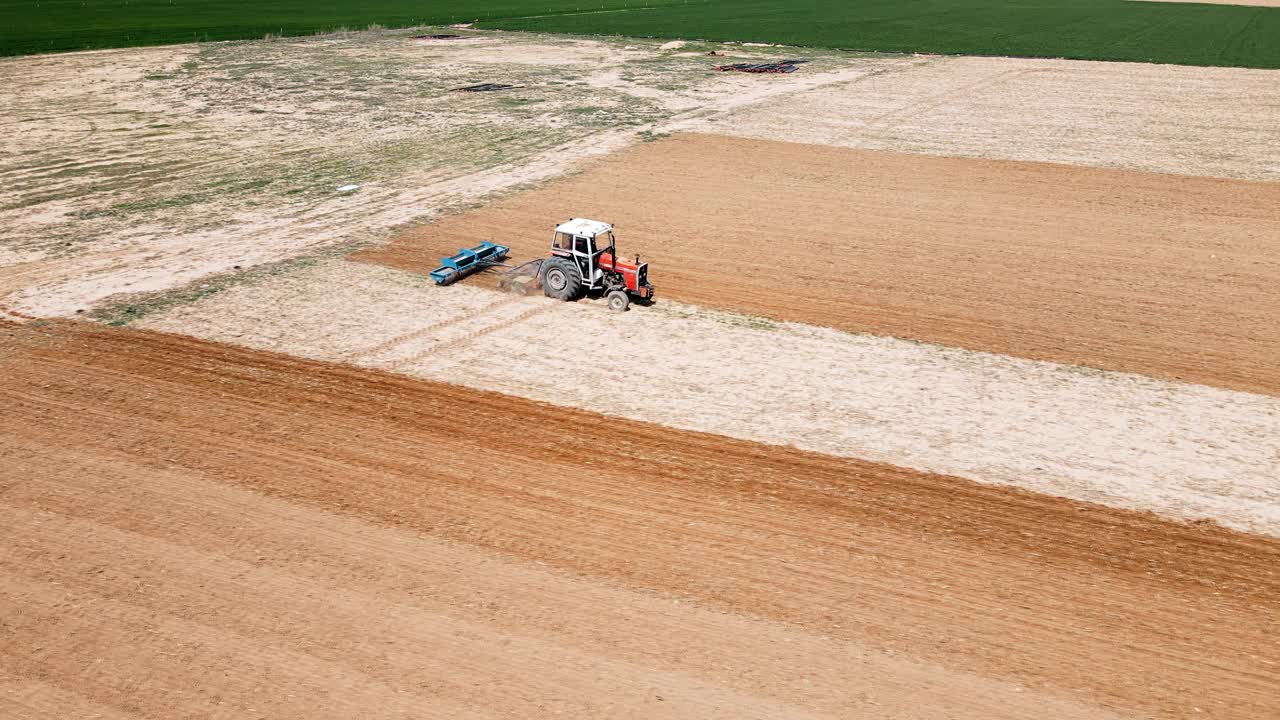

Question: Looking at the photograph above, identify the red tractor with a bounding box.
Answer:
[540,218,655,311]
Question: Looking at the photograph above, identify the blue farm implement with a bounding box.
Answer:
[429,241,510,285]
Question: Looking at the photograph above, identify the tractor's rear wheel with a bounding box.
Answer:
[541,257,581,301]
[606,290,630,312]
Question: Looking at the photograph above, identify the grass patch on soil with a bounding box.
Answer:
[3,1,1279,68]
[88,243,364,326]
[78,193,205,219]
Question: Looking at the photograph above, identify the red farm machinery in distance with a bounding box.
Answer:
[540,218,654,311]
[430,217,655,312]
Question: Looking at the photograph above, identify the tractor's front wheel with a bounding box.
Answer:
[606,290,630,312]
[541,257,581,301]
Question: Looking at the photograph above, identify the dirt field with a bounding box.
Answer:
[5,25,1280,720]
[4,30,1277,322]
[140,259,1280,536]
[362,133,1280,395]
[3,320,1279,719]
[0,29,901,318]
[716,54,1280,181]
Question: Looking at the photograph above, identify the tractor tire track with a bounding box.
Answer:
[385,302,553,371]
[864,67,1054,126]
[0,305,38,322]
[346,292,524,363]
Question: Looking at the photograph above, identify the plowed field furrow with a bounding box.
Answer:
[1,320,1277,719]
[358,134,1280,395]
[389,302,552,368]
[0,392,1122,720]
[0,507,836,720]
[0,671,136,720]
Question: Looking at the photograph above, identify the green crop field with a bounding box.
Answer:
[0,0,636,56]
[2,0,1278,68]
[492,0,1280,69]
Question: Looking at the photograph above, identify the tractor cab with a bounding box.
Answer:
[542,218,654,310]
[551,218,614,282]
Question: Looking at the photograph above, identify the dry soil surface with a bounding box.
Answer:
[2,320,1278,719]
[142,259,1280,536]
[0,28,898,318]
[362,133,1280,395]
[717,54,1280,181]
[7,33,1279,321]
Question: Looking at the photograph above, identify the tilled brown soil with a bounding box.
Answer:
[359,134,1280,395]
[2,320,1278,719]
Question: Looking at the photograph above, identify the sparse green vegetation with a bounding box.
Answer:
[90,251,349,326]
[110,193,205,214]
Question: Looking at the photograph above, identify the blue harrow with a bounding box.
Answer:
[429,241,511,285]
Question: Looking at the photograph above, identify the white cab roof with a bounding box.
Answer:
[555,218,612,238]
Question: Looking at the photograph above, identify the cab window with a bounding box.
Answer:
[553,232,573,250]
[574,236,591,254]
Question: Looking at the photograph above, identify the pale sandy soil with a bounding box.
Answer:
[716,55,1280,181]
[141,259,1280,536]
[0,29,894,318]
[4,320,1278,719]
